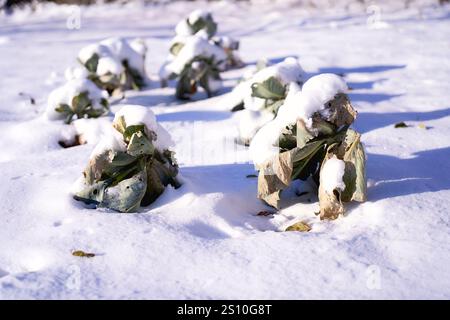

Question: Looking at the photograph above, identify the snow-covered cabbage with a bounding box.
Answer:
[159,10,241,99]
[46,78,109,124]
[73,105,180,213]
[160,33,228,99]
[230,57,304,144]
[175,9,217,38]
[78,37,147,95]
[249,73,366,220]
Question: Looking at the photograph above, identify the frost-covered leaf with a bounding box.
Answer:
[127,131,155,157]
[123,124,146,142]
[74,179,109,205]
[109,151,137,167]
[251,76,286,100]
[100,170,147,213]
[285,221,311,232]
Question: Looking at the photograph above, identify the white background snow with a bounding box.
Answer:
[0,0,449,299]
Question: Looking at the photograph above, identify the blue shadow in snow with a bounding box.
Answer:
[354,107,450,134]
[245,55,299,67]
[367,147,450,202]
[349,92,403,104]
[319,64,406,75]
[156,110,231,122]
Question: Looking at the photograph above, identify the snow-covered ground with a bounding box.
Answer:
[1,0,450,299]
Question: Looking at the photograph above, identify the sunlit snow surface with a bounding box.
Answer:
[0,1,449,299]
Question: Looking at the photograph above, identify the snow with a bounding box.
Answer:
[238,109,275,145]
[175,9,213,37]
[72,117,114,146]
[89,128,126,157]
[295,73,348,122]
[96,56,124,76]
[320,156,346,193]
[1,0,450,299]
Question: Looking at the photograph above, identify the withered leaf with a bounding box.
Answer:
[72,250,95,258]
[394,122,408,128]
[285,221,312,232]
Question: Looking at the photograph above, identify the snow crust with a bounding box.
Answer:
[1,0,450,300]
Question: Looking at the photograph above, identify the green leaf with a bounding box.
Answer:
[72,91,91,115]
[291,140,326,163]
[100,98,109,109]
[314,118,336,137]
[84,53,99,73]
[123,124,146,142]
[110,151,137,167]
[295,120,314,149]
[188,15,217,37]
[251,77,286,100]
[54,103,72,114]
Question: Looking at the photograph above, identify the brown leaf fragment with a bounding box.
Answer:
[257,150,295,208]
[256,210,274,217]
[394,122,408,128]
[72,250,95,258]
[84,150,112,184]
[325,93,357,127]
[285,221,312,232]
